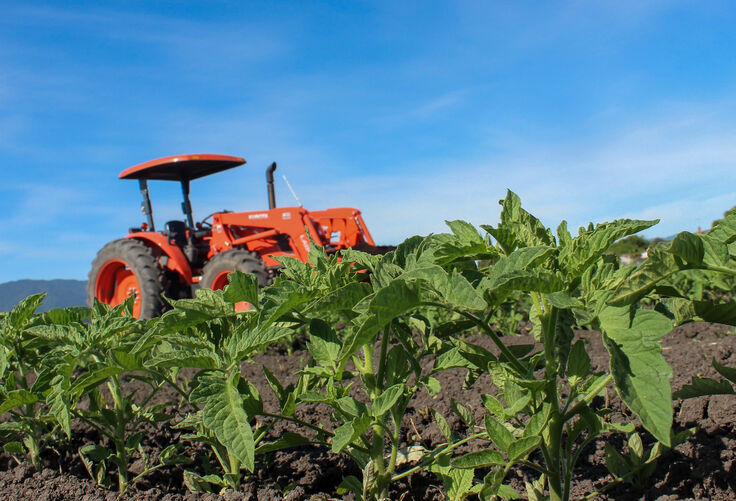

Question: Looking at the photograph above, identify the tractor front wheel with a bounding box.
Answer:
[200,250,271,295]
[87,239,165,319]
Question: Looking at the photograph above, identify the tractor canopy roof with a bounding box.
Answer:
[119,154,246,181]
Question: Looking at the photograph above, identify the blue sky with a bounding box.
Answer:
[1,1,736,281]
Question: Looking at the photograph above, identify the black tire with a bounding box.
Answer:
[87,239,165,319]
[200,250,271,291]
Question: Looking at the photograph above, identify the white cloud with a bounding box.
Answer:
[283,102,736,244]
[374,90,469,125]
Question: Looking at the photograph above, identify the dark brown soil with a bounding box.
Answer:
[1,322,734,500]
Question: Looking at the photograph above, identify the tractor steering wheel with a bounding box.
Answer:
[198,211,231,228]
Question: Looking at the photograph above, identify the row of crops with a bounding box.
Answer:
[2,190,736,501]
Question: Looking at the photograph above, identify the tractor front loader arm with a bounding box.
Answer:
[209,207,323,266]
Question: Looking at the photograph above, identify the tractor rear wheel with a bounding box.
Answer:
[200,250,271,292]
[87,239,165,319]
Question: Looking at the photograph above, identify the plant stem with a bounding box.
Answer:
[703,264,736,276]
[108,375,129,494]
[450,308,527,374]
[375,326,390,389]
[385,413,401,478]
[227,452,241,489]
[371,422,387,497]
[539,306,566,501]
[563,374,613,421]
[390,432,487,482]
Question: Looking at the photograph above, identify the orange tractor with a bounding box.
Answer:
[87,154,377,318]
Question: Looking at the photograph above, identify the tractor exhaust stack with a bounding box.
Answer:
[266,162,277,209]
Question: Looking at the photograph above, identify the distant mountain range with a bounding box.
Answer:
[0,279,87,312]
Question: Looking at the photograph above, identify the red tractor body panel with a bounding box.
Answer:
[125,232,194,283]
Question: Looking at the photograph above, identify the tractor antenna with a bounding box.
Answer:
[282,175,302,207]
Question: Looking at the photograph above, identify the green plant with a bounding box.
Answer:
[144,286,310,493]
[0,294,76,469]
[249,237,507,500]
[397,191,701,500]
[25,298,188,493]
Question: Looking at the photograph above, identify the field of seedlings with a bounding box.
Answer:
[1,191,736,501]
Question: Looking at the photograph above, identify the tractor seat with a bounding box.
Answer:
[164,220,188,247]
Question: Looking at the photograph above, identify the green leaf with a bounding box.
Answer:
[307,282,374,313]
[40,306,91,325]
[337,475,363,497]
[479,246,561,295]
[335,396,368,418]
[669,232,704,265]
[369,280,425,326]
[386,344,413,385]
[342,280,426,360]
[433,220,499,266]
[255,432,310,454]
[433,410,452,442]
[451,400,475,429]
[47,375,71,438]
[604,443,628,479]
[80,444,112,462]
[668,299,736,326]
[223,271,259,307]
[26,324,84,346]
[508,436,541,462]
[522,403,550,438]
[161,289,236,330]
[484,414,514,452]
[673,377,734,399]
[307,319,340,367]
[700,234,729,267]
[600,307,674,446]
[112,349,144,371]
[558,219,658,278]
[708,210,736,243]
[372,384,405,417]
[497,484,523,500]
[0,390,39,414]
[259,280,320,327]
[444,467,475,501]
[546,291,584,309]
[483,190,555,253]
[482,394,506,418]
[226,324,293,362]
[432,347,469,372]
[446,220,484,245]
[7,293,46,329]
[607,247,680,306]
[183,470,217,493]
[422,376,441,396]
[331,415,371,453]
[0,349,7,379]
[3,442,24,454]
[714,360,736,384]
[567,340,591,387]
[400,266,485,310]
[70,366,125,398]
[555,308,576,376]
[148,346,221,370]
[452,449,506,468]
[201,372,255,471]
[455,339,498,370]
